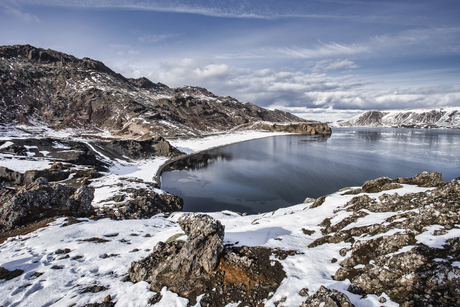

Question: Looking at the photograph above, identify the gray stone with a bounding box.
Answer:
[301,286,354,307]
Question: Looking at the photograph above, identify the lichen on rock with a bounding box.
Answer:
[128,213,287,306]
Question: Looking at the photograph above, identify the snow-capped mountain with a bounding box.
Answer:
[334,107,460,129]
[0,45,305,138]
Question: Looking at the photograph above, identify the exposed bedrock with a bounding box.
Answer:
[0,177,95,233]
[128,213,287,306]
[96,187,184,220]
[306,171,460,306]
[255,122,332,135]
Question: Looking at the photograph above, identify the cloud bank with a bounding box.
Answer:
[118,58,460,121]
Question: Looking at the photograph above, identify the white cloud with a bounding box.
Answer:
[217,26,460,61]
[113,57,460,122]
[137,33,180,43]
[310,59,358,72]
[0,1,39,23]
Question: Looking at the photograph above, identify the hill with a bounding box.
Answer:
[334,107,460,129]
[0,45,312,138]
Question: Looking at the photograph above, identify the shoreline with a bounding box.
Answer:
[155,130,290,186]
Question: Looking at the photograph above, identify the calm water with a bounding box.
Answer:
[161,127,460,214]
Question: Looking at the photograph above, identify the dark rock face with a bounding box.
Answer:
[0,44,308,137]
[308,172,460,306]
[255,122,332,135]
[301,286,354,307]
[0,267,24,280]
[94,136,183,159]
[0,178,94,232]
[0,138,108,171]
[128,213,286,306]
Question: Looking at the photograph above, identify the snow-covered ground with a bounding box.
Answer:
[1,180,453,306]
[1,131,458,306]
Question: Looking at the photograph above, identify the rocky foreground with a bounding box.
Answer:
[0,171,459,306]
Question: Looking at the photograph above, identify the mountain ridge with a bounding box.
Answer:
[334,106,460,129]
[0,44,315,138]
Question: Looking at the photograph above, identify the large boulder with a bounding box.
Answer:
[0,178,95,232]
[128,213,286,306]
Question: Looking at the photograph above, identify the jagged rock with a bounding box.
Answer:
[308,173,460,306]
[255,122,332,135]
[310,196,327,208]
[301,286,354,307]
[396,171,444,187]
[93,136,183,159]
[0,267,24,280]
[0,138,108,171]
[96,186,183,219]
[0,178,94,232]
[361,176,393,193]
[0,166,70,186]
[128,213,286,306]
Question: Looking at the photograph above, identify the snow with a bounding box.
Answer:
[0,131,457,306]
[0,182,436,307]
[168,130,287,154]
[0,141,14,150]
[333,106,460,128]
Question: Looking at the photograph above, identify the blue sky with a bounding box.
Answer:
[1,0,459,121]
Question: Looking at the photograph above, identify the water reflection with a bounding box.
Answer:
[161,128,460,214]
[164,152,233,172]
[297,134,331,144]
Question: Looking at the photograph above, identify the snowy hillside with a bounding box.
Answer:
[334,106,460,129]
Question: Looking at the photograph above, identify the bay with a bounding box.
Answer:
[161,127,460,214]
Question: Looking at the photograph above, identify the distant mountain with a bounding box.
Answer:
[0,45,306,137]
[334,107,460,129]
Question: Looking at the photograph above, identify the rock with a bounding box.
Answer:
[93,136,183,160]
[361,176,393,193]
[310,196,327,208]
[255,122,332,135]
[306,173,460,306]
[0,178,94,232]
[396,171,444,187]
[0,267,24,280]
[96,186,183,219]
[301,286,355,307]
[128,213,287,306]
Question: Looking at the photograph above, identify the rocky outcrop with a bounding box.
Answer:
[0,164,101,188]
[0,138,108,171]
[334,107,460,129]
[255,122,332,135]
[301,286,354,307]
[93,136,183,159]
[96,186,183,219]
[0,44,308,137]
[308,172,460,306]
[128,213,286,306]
[0,178,94,232]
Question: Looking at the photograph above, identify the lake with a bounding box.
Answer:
[161,127,460,214]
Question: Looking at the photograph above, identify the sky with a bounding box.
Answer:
[1,0,460,122]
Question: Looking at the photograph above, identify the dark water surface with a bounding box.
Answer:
[161,127,460,214]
